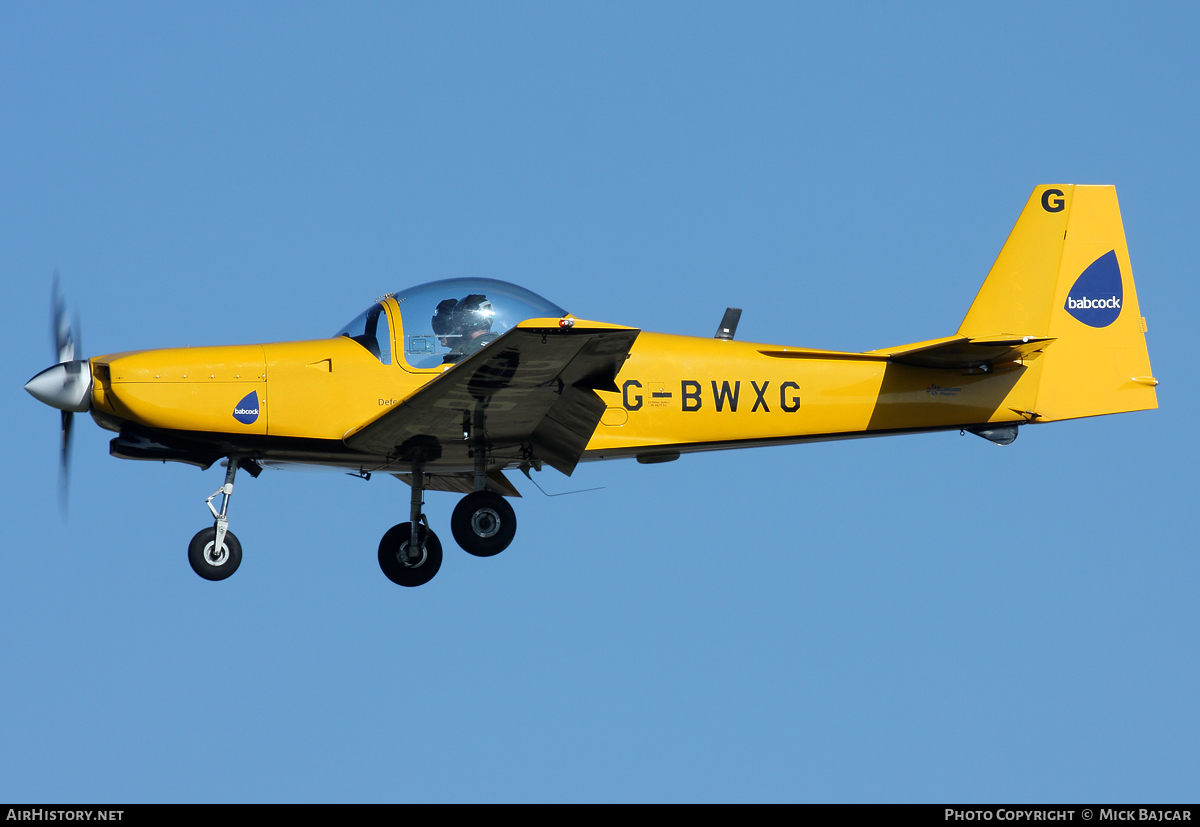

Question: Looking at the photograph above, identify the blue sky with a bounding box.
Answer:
[2,3,1197,802]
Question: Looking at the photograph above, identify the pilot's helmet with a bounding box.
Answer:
[452,295,495,333]
[432,298,459,336]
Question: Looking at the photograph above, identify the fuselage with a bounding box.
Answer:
[88,307,1037,474]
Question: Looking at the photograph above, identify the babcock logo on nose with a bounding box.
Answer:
[1065,250,1123,328]
[232,390,260,424]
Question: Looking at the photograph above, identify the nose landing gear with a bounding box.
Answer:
[189,458,243,581]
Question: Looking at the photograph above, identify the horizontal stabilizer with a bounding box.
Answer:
[870,335,1054,370]
[760,336,1053,371]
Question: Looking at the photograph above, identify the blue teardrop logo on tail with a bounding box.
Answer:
[233,390,260,424]
[1065,250,1123,328]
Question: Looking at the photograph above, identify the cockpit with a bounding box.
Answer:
[335,278,568,369]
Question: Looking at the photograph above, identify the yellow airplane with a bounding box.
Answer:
[26,184,1157,587]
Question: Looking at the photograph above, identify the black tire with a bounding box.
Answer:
[188,527,243,581]
[451,491,517,557]
[378,523,443,587]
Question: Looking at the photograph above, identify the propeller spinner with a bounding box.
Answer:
[25,277,90,511]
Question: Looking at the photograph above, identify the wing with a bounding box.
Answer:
[344,319,640,475]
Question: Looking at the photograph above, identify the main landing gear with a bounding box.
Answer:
[376,438,518,587]
[451,490,516,557]
[377,455,443,587]
[189,458,243,581]
[450,434,516,558]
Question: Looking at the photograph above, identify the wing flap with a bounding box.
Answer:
[528,384,608,475]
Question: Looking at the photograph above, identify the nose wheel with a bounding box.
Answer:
[189,527,243,580]
[189,457,245,582]
[451,490,517,557]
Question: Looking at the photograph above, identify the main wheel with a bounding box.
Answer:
[378,523,443,587]
[188,527,243,581]
[451,491,517,557]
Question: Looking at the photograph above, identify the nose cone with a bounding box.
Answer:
[25,360,93,413]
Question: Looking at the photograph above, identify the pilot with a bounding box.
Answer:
[431,298,460,363]
[446,295,499,361]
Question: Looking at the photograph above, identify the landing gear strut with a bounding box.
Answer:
[189,458,243,581]
[378,456,443,587]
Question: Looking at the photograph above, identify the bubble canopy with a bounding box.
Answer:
[335,278,568,369]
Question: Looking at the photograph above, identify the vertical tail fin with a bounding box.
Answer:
[958,185,1156,422]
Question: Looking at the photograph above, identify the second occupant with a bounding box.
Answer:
[431,298,461,364]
